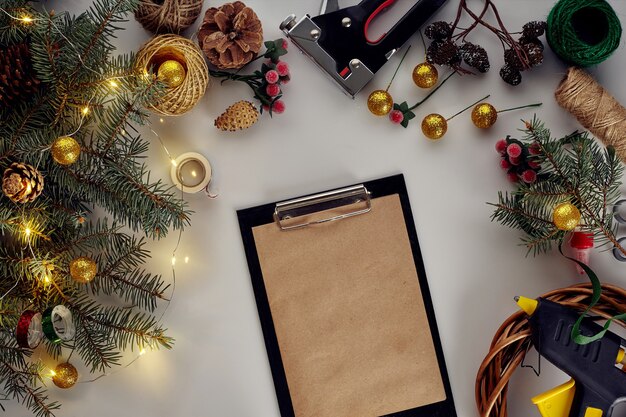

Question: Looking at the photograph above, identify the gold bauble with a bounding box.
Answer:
[52,362,78,389]
[412,62,438,88]
[471,103,498,129]
[421,113,448,140]
[157,60,186,88]
[51,136,81,165]
[69,256,97,283]
[553,202,581,231]
[367,90,393,116]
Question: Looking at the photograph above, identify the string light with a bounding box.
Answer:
[108,79,119,88]
[184,256,189,264]
[171,256,176,266]
[139,348,146,356]
[20,15,33,24]
[24,227,31,237]
[81,106,90,115]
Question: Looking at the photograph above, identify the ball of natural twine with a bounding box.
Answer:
[136,34,209,116]
[547,0,621,67]
[135,0,204,34]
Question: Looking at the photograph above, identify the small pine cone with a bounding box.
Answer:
[500,64,522,86]
[523,43,544,67]
[215,100,259,131]
[427,40,461,66]
[0,43,41,107]
[519,36,544,51]
[522,21,546,39]
[2,162,44,203]
[424,21,452,41]
[460,42,490,73]
[504,48,525,71]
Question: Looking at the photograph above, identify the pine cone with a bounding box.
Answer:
[0,43,41,108]
[504,48,525,71]
[198,1,263,69]
[499,64,522,86]
[424,21,452,41]
[2,162,44,203]
[460,42,490,73]
[522,21,546,39]
[215,100,259,131]
[426,40,461,66]
[523,43,544,67]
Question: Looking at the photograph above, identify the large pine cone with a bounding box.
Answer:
[2,162,44,203]
[0,43,41,108]
[198,1,263,70]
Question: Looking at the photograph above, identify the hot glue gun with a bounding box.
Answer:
[516,296,626,417]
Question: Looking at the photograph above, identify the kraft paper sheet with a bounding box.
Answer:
[252,194,446,417]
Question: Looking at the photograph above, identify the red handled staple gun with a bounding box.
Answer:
[279,0,447,97]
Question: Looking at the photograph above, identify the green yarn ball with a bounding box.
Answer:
[547,0,622,67]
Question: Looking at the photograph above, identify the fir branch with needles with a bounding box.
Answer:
[490,117,624,256]
[0,0,189,415]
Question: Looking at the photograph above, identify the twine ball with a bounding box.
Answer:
[135,0,204,34]
[547,0,621,67]
[136,34,209,116]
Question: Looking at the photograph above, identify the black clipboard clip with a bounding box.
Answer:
[274,184,371,231]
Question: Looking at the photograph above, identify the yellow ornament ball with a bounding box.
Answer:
[421,113,448,140]
[52,362,78,389]
[553,202,581,231]
[412,62,439,88]
[471,103,498,129]
[51,136,81,165]
[69,256,97,283]
[367,90,393,116]
[157,60,186,88]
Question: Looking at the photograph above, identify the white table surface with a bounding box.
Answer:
[9,1,626,416]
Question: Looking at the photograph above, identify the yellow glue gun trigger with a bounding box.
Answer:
[532,379,576,417]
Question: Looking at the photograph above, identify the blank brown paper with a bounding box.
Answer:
[252,194,446,417]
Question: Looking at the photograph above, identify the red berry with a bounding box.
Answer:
[500,159,511,170]
[495,139,507,154]
[529,141,541,155]
[266,84,281,97]
[510,156,521,165]
[272,100,286,114]
[281,38,288,50]
[389,110,404,124]
[528,160,541,169]
[265,70,279,84]
[276,61,290,77]
[521,169,537,183]
[507,171,519,183]
[506,143,522,158]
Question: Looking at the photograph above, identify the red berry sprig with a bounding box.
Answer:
[495,137,542,184]
[209,39,291,116]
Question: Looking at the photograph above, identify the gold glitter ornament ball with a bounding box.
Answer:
[471,103,498,129]
[412,62,438,88]
[157,60,186,88]
[69,256,97,283]
[51,136,81,165]
[367,90,393,116]
[52,362,78,389]
[553,202,581,231]
[421,113,448,140]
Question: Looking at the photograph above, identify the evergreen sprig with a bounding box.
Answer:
[0,0,188,415]
[490,117,624,255]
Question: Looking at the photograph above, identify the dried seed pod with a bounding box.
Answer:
[522,21,546,39]
[427,40,461,66]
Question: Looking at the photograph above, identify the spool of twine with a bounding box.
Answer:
[555,67,626,163]
[135,0,204,34]
[547,0,621,67]
[136,34,209,116]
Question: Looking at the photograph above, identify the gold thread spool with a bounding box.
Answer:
[555,67,626,163]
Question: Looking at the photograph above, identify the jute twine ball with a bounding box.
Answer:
[135,0,204,34]
[136,34,209,116]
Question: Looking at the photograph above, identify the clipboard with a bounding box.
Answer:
[237,174,457,417]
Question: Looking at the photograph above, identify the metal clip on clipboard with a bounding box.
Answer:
[274,185,371,231]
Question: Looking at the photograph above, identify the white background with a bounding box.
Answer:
[8,0,626,416]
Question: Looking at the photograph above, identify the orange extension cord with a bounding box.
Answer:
[475,283,626,417]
